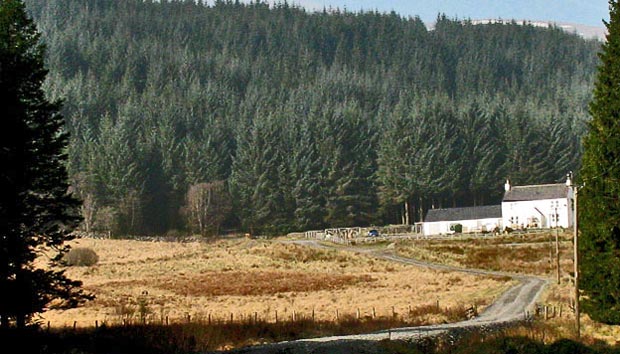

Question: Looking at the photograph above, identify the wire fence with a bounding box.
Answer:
[43,301,484,330]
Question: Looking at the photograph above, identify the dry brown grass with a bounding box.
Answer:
[385,230,620,347]
[394,231,575,276]
[40,237,511,329]
[539,281,620,346]
[108,271,376,296]
[10,304,481,353]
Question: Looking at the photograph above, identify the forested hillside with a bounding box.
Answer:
[23,0,600,236]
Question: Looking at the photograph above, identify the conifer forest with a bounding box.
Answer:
[24,0,601,236]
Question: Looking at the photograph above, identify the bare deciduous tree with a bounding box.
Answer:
[81,193,97,234]
[93,206,117,238]
[70,173,98,235]
[185,181,231,236]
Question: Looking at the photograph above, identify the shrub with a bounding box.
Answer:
[450,224,463,233]
[62,247,99,266]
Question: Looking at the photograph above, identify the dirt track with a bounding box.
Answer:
[207,240,548,354]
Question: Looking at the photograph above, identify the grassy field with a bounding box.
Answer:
[27,231,620,352]
[41,236,510,334]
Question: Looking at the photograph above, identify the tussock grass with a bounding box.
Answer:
[395,231,575,276]
[260,242,352,263]
[539,282,620,346]
[112,271,377,296]
[62,247,99,267]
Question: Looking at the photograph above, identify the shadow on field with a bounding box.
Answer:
[4,323,620,354]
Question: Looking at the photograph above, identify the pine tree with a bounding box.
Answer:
[0,0,92,327]
[456,99,504,206]
[578,0,620,325]
[229,112,290,235]
[323,102,378,227]
[291,114,326,231]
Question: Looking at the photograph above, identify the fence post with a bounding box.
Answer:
[357,308,360,319]
[336,309,339,321]
[372,307,376,318]
[275,310,278,323]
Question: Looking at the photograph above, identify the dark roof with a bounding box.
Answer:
[424,205,502,223]
[503,184,569,202]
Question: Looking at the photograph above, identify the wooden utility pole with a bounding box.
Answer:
[573,185,580,338]
[555,207,560,285]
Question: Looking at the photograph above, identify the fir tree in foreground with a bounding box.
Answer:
[0,0,92,327]
[579,0,620,325]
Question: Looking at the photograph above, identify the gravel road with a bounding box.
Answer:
[206,240,548,354]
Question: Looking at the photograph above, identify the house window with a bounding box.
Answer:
[550,200,561,226]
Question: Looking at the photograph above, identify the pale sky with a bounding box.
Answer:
[286,0,610,27]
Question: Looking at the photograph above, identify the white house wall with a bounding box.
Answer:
[501,196,573,229]
[423,217,502,236]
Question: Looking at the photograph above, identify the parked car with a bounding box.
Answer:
[368,229,380,237]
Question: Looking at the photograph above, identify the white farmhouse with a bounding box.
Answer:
[422,205,502,236]
[501,179,574,230]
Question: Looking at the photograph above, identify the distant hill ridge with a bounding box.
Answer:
[428,18,607,40]
[472,19,607,40]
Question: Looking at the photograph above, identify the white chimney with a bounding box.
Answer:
[504,179,511,192]
[566,172,572,187]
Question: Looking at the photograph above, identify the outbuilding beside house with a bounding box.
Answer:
[422,205,502,236]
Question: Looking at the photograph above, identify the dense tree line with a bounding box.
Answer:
[23,0,599,236]
[579,0,620,325]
